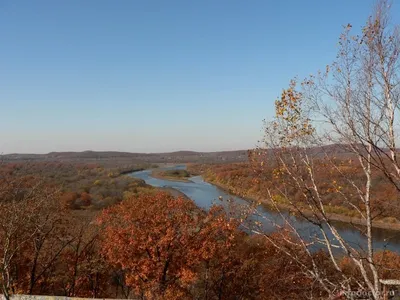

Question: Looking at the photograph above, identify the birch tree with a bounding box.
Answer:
[251,1,400,299]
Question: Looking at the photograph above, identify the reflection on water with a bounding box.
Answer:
[131,166,400,253]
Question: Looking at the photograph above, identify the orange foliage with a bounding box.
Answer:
[2,162,400,299]
[60,192,79,209]
[190,161,400,221]
[97,192,335,299]
[98,192,241,299]
[80,192,92,206]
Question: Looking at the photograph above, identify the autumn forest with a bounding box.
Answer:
[3,1,400,299]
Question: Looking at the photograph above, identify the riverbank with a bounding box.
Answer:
[133,168,400,251]
[204,178,400,232]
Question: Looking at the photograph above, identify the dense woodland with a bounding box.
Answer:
[0,161,399,299]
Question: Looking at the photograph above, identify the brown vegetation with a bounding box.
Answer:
[188,161,400,226]
[151,169,191,182]
[243,1,400,298]
[2,1,400,299]
[97,192,338,299]
[1,161,400,299]
[0,161,155,299]
[2,150,248,165]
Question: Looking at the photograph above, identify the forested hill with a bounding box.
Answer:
[2,144,366,165]
[2,150,248,164]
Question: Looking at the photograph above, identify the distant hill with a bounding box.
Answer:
[2,144,369,166]
[2,150,249,164]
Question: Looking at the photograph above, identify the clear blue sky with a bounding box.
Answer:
[1,0,399,154]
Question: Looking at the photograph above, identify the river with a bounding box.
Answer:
[131,165,400,253]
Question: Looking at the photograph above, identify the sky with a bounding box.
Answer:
[1,0,399,154]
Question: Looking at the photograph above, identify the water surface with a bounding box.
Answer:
[131,166,400,253]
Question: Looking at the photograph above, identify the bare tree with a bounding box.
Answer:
[251,1,400,299]
[0,167,63,299]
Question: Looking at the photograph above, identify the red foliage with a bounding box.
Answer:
[98,192,241,298]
